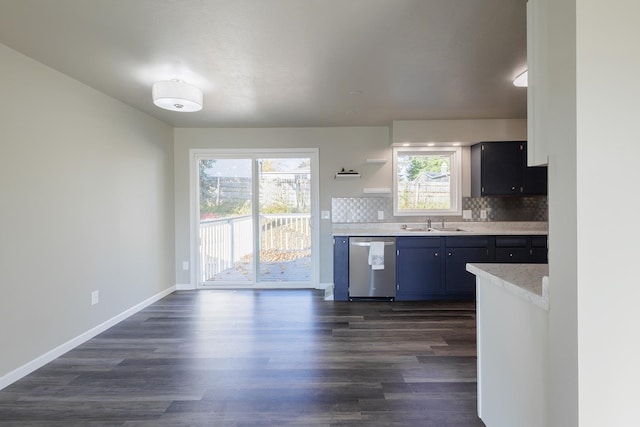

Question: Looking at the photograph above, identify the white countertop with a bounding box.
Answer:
[466,263,549,310]
[332,221,548,237]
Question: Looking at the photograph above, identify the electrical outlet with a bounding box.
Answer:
[91,290,99,306]
[377,210,384,220]
[462,209,472,220]
[182,261,189,270]
[321,210,331,220]
[480,209,487,219]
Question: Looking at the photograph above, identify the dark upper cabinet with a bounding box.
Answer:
[521,161,548,195]
[333,236,349,301]
[471,141,548,196]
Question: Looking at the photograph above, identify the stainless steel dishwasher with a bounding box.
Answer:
[349,237,396,300]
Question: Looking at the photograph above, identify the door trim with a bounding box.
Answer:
[189,148,319,289]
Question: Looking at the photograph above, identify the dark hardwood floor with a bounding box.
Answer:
[0,290,484,426]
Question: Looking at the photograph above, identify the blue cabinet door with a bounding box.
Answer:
[333,236,349,301]
[444,236,491,299]
[396,237,444,300]
[521,142,548,195]
[445,247,490,296]
[530,236,548,263]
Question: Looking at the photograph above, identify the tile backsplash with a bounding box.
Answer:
[331,197,394,223]
[331,196,548,223]
[463,196,548,221]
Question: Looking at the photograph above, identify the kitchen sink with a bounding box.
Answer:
[400,225,467,232]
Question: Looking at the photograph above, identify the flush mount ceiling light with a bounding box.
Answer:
[513,70,528,87]
[152,80,203,112]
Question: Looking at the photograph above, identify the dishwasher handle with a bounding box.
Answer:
[350,241,395,247]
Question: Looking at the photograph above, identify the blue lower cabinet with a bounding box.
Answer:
[397,236,491,300]
[396,237,445,300]
[495,235,548,263]
[336,233,547,302]
[530,236,548,263]
[444,237,491,299]
[333,236,349,301]
[495,248,531,263]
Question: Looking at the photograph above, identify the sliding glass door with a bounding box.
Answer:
[257,157,311,282]
[193,149,317,288]
[198,158,254,283]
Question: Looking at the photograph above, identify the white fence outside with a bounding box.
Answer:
[399,181,450,209]
[199,213,311,282]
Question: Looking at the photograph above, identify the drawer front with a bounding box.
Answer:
[445,236,489,248]
[495,236,528,247]
[397,236,442,248]
[531,236,548,248]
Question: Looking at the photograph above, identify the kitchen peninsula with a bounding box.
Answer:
[466,263,549,427]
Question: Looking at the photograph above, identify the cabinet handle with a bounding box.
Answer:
[434,252,438,257]
[448,252,452,256]
[509,253,513,257]
[511,186,516,191]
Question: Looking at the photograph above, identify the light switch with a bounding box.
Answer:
[480,209,487,219]
[321,210,331,220]
[462,210,472,220]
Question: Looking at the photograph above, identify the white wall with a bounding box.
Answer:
[0,44,175,380]
[533,0,580,425]
[541,0,640,425]
[392,119,527,144]
[575,1,640,425]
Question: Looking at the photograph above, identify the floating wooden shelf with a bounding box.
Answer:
[365,158,388,164]
[335,172,361,179]
[363,187,391,194]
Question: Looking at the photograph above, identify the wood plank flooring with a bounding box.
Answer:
[0,290,484,426]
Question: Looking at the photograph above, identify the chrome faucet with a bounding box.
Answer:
[441,218,445,229]
[427,218,432,229]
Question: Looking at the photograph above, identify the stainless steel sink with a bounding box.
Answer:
[400,226,430,232]
[400,225,466,232]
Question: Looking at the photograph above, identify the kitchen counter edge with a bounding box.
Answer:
[466,263,549,310]
[332,222,548,237]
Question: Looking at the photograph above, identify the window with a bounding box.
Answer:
[393,146,462,216]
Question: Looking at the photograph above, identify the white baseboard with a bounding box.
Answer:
[176,283,195,290]
[0,285,176,390]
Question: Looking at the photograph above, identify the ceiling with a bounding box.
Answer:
[0,0,527,128]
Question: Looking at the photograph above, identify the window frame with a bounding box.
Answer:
[392,145,462,217]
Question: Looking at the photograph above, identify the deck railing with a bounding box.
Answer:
[199,213,311,281]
